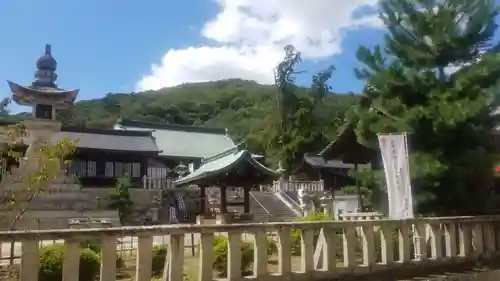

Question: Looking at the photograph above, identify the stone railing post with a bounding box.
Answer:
[428,222,443,260]
[444,222,458,258]
[301,229,315,272]
[227,231,242,279]
[277,226,292,275]
[361,223,376,266]
[253,229,268,277]
[380,222,395,265]
[458,222,472,257]
[413,221,428,261]
[168,234,185,281]
[198,233,214,281]
[100,234,117,281]
[20,238,40,281]
[63,238,80,281]
[398,221,412,263]
[135,233,153,281]
[343,222,357,267]
[472,222,484,257]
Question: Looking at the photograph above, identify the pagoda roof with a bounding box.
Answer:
[174,147,279,186]
[7,81,78,106]
[115,119,236,159]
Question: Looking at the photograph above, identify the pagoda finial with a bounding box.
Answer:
[45,44,51,55]
[33,44,58,88]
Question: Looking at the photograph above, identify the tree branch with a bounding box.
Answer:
[9,188,41,230]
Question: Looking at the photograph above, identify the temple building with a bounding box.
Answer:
[295,125,375,191]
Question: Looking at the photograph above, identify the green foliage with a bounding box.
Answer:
[109,176,134,225]
[212,235,254,277]
[291,212,330,255]
[38,244,100,281]
[79,238,125,268]
[0,123,77,229]
[348,0,500,215]
[151,244,168,277]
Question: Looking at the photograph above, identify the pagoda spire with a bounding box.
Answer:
[6,44,79,119]
[33,44,58,88]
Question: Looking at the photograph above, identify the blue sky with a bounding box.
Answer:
[0,0,418,113]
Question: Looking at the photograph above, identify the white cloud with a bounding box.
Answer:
[136,0,382,91]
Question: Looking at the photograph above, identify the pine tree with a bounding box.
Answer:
[348,0,500,215]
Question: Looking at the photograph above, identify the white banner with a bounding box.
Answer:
[378,133,414,219]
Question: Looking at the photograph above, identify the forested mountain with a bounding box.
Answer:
[56,78,359,145]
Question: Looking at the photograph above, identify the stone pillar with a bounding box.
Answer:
[243,185,250,213]
[23,119,62,172]
[220,186,227,213]
[199,186,206,215]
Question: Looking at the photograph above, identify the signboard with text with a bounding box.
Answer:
[378,133,414,219]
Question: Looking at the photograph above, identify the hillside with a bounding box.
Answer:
[56,79,360,146]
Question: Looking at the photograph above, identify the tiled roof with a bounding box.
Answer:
[175,148,279,186]
[21,127,160,153]
[114,119,236,159]
[303,154,370,169]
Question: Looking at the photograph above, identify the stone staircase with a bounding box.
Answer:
[250,191,298,222]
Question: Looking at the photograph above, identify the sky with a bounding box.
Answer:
[0,0,400,113]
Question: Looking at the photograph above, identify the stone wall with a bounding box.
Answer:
[0,184,164,229]
[0,210,120,230]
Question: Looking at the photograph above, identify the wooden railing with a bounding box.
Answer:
[4,215,500,281]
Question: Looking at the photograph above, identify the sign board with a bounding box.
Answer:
[378,133,414,219]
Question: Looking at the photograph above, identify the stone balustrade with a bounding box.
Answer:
[3,215,500,281]
[338,212,384,220]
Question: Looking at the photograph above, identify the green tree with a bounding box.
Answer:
[347,0,500,215]
[247,45,337,173]
[0,122,77,229]
[109,176,134,225]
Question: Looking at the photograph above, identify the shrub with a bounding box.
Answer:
[39,244,100,281]
[291,212,330,255]
[151,244,168,277]
[212,236,254,277]
[79,238,125,268]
